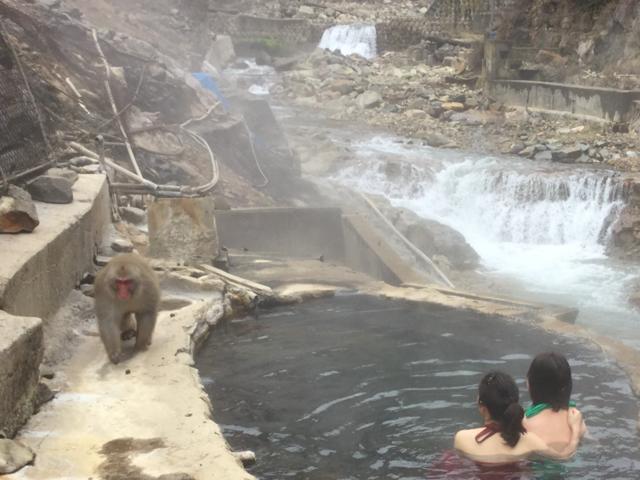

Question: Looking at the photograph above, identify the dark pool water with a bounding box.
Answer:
[196,295,640,479]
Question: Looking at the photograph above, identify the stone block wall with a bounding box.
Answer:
[0,312,42,437]
[211,13,325,46]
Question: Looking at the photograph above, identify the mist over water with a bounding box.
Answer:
[331,135,640,345]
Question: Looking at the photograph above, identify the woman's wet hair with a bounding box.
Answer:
[478,371,526,447]
[527,352,572,411]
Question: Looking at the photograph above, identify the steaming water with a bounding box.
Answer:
[224,59,277,95]
[329,135,640,346]
[319,24,377,59]
[197,296,640,479]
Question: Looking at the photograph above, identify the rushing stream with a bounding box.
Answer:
[327,134,640,347]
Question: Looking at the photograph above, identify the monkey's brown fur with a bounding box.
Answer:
[94,253,160,364]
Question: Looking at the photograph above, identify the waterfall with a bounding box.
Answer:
[318,24,377,59]
[334,156,625,248]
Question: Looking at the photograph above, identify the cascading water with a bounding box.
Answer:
[318,24,377,59]
[331,136,640,346]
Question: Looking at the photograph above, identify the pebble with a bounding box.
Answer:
[111,238,134,253]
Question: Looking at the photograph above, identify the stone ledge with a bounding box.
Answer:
[0,174,109,320]
[11,294,254,480]
[0,311,43,438]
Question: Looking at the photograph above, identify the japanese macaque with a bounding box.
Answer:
[94,253,160,364]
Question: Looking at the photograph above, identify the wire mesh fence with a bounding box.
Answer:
[0,26,49,185]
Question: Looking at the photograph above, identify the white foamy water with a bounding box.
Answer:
[331,136,640,346]
[319,24,377,59]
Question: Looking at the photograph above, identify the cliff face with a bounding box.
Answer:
[498,0,640,88]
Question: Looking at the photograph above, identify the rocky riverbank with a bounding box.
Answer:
[270,45,640,171]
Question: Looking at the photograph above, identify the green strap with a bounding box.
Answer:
[525,401,577,418]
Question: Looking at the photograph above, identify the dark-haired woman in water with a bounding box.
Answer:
[454,371,582,464]
[523,352,587,452]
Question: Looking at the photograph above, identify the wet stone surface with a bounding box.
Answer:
[197,295,640,480]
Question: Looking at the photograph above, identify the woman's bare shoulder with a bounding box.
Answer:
[454,428,483,449]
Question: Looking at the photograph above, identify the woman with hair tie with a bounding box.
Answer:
[454,371,582,464]
[523,352,588,451]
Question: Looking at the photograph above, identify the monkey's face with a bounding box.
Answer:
[109,264,140,300]
[113,277,137,300]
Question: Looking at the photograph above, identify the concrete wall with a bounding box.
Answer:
[215,207,429,286]
[0,174,109,319]
[377,0,516,51]
[0,311,42,437]
[342,215,426,285]
[211,13,324,46]
[488,80,640,123]
[215,207,346,261]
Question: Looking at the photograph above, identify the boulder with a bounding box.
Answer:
[111,238,134,253]
[328,79,355,95]
[119,206,146,224]
[26,175,73,204]
[534,150,553,162]
[422,132,452,147]
[255,50,273,66]
[45,167,78,184]
[0,439,35,474]
[518,145,536,157]
[552,145,583,163]
[148,196,219,263]
[441,102,465,112]
[204,35,235,70]
[0,185,39,233]
[357,90,382,109]
[372,198,479,270]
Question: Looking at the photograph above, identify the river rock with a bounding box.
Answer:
[119,206,146,224]
[0,439,34,474]
[0,185,39,233]
[357,91,382,109]
[441,102,465,112]
[255,50,272,66]
[534,150,553,162]
[552,145,583,163]
[204,35,235,70]
[26,175,73,204]
[372,198,479,270]
[148,196,219,263]
[46,167,78,184]
[422,132,452,147]
[329,79,355,95]
[111,238,134,253]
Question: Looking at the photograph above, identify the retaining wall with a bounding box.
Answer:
[215,207,346,262]
[215,207,429,286]
[0,174,108,438]
[342,214,426,285]
[0,174,109,319]
[211,13,325,46]
[488,80,640,123]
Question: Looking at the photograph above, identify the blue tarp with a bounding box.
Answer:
[192,72,230,111]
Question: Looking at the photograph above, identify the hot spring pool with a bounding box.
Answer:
[196,295,640,479]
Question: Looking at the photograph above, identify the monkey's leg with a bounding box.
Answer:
[120,313,137,341]
[98,312,123,364]
[134,311,157,350]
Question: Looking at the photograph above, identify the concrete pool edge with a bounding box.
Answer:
[8,282,256,480]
